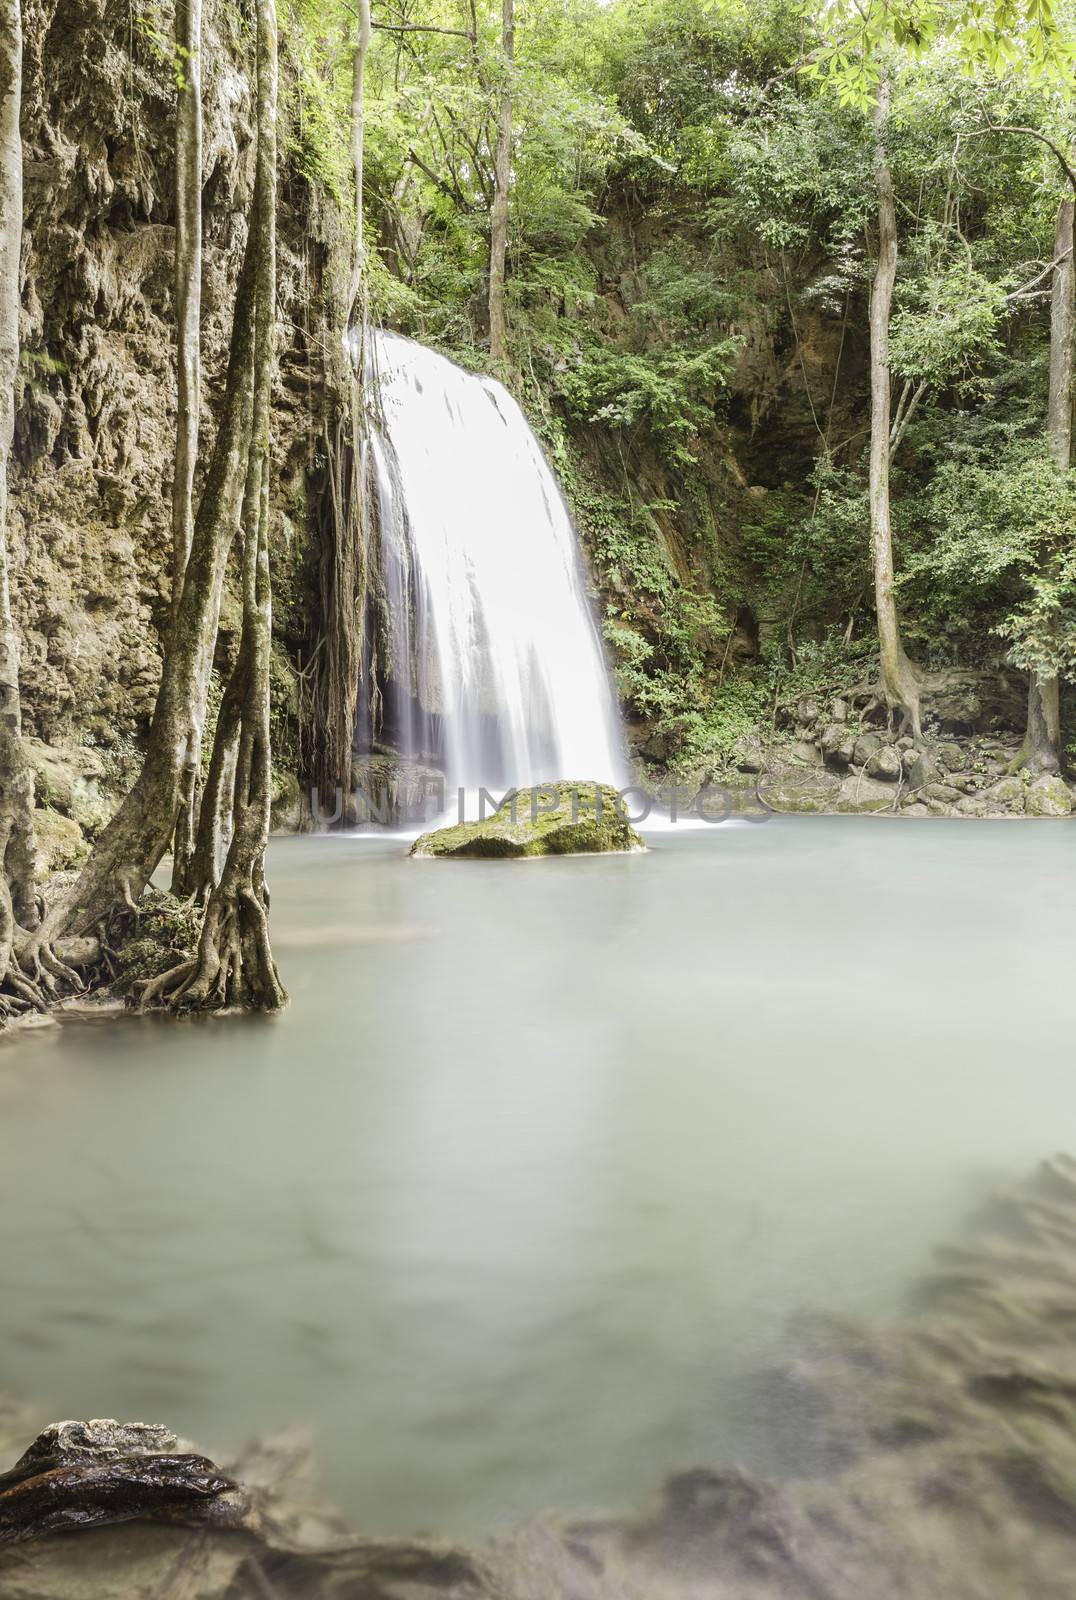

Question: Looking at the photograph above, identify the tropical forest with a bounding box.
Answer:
[2,0,1076,1595]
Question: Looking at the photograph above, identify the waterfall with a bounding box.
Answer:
[363,332,626,795]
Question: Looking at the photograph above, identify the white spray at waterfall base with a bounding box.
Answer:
[365,332,627,798]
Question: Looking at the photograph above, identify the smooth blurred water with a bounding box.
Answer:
[0,818,1073,1536]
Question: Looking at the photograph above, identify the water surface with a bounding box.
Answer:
[0,819,1072,1535]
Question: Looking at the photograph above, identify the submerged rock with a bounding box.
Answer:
[410,784,644,858]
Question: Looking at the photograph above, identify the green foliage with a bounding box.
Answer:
[889,256,1006,391]
[558,342,738,466]
[804,0,1076,108]
[903,438,1076,677]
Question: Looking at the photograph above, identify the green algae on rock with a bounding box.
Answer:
[410,784,644,859]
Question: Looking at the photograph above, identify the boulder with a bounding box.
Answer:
[829,697,849,724]
[732,736,766,775]
[0,1420,236,1547]
[902,747,941,792]
[835,774,897,813]
[789,740,821,766]
[982,775,1027,813]
[853,733,883,767]
[410,783,644,858]
[935,741,966,771]
[797,696,821,728]
[924,782,962,805]
[956,796,993,818]
[1025,774,1073,817]
[820,723,855,769]
[866,746,902,782]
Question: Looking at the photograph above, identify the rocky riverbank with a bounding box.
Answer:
[705,668,1075,818]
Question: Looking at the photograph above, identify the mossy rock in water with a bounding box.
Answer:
[410,783,644,858]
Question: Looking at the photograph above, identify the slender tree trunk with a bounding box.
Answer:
[185,666,241,900]
[316,0,371,801]
[1018,197,1073,774]
[170,0,204,893]
[347,0,371,330]
[487,0,514,361]
[172,0,202,613]
[0,0,53,1014]
[869,82,921,738]
[142,0,285,1012]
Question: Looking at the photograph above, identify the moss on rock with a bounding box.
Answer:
[410,783,644,859]
[31,808,87,876]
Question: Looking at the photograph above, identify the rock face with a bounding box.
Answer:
[411,784,644,858]
[350,754,445,828]
[9,1,332,834]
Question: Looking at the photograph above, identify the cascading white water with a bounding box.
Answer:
[366,331,626,792]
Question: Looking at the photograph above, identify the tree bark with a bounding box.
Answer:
[347,0,372,330]
[869,82,921,738]
[1019,197,1073,775]
[487,0,514,361]
[316,0,371,800]
[172,0,202,615]
[170,0,204,893]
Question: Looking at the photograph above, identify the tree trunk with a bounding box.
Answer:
[487,0,514,361]
[170,0,204,894]
[184,666,241,901]
[0,0,54,1014]
[315,0,371,802]
[869,82,921,738]
[172,0,202,613]
[142,0,285,1013]
[1018,197,1073,775]
[347,0,372,330]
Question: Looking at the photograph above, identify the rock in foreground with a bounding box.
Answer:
[411,783,644,858]
[0,1420,236,1547]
